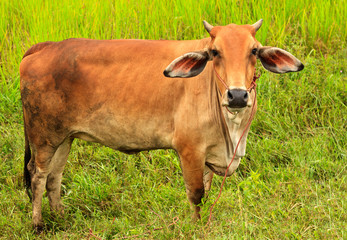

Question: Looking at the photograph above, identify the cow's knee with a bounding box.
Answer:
[187,187,204,205]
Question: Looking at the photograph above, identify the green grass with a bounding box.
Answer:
[0,0,346,239]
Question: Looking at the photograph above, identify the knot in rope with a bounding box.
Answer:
[248,68,261,93]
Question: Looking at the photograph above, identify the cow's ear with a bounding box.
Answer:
[257,47,304,74]
[163,51,211,78]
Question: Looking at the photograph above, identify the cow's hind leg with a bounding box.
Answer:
[46,138,73,214]
[28,146,56,231]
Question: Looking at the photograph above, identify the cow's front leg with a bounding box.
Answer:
[203,166,214,198]
[178,149,205,220]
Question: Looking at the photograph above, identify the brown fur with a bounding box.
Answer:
[20,21,303,230]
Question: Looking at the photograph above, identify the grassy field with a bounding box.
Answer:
[0,0,346,239]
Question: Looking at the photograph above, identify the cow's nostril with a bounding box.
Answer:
[244,92,248,100]
[227,91,233,100]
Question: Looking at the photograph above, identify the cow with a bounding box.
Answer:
[20,19,303,230]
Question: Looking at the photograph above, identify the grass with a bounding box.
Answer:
[0,0,346,239]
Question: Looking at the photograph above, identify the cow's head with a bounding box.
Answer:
[164,20,304,111]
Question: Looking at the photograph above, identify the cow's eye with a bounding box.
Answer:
[211,49,219,57]
[251,48,257,55]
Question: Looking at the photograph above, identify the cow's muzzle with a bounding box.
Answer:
[226,89,249,108]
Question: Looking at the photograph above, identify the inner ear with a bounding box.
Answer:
[163,51,211,78]
[258,47,304,73]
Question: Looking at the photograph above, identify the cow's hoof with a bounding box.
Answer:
[33,223,44,234]
[51,204,65,216]
[192,212,201,222]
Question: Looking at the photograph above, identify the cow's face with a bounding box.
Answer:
[164,20,304,111]
[205,21,261,110]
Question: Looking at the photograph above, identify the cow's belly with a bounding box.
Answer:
[70,111,174,151]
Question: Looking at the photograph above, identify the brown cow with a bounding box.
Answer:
[20,19,303,230]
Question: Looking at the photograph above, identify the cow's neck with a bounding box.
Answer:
[223,91,256,158]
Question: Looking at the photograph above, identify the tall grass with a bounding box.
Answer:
[0,0,346,239]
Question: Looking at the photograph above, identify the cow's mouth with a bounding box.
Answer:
[221,100,251,118]
[224,106,242,114]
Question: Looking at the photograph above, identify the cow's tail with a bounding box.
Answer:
[23,124,32,201]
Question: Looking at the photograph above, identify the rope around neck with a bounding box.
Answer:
[207,64,260,225]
